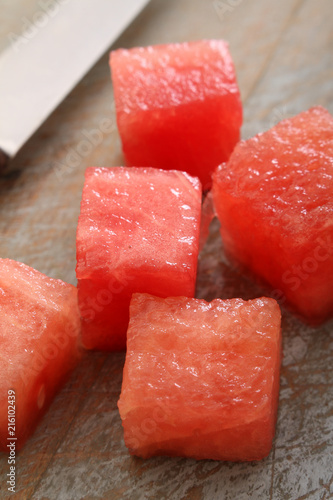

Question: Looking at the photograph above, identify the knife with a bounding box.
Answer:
[0,0,150,172]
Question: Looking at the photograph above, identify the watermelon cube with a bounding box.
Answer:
[0,259,81,451]
[118,293,282,462]
[110,40,242,190]
[76,167,202,351]
[212,106,333,325]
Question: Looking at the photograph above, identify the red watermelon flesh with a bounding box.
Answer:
[212,106,333,325]
[76,167,202,351]
[110,40,242,190]
[118,293,281,461]
[0,259,81,451]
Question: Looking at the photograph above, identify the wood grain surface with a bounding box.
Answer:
[0,1,333,499]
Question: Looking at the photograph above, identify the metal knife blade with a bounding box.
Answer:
[0,0,150,169]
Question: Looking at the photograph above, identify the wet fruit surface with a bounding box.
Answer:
[76,167,202,351]
[213,106,333,324]
[119,293,282,461]
[0,259,81,451]
[110,40,242,189]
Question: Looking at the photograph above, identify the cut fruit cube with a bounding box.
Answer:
[118,293,282,461]
[110,39,242,190]
[212,106,333,325]
[0,258,81,451]
[76,167,202,351]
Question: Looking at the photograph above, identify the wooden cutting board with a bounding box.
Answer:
[0,0,332,498]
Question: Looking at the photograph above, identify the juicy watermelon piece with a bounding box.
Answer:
[212,106,333,325]
[118,293,282,461]
[110,40,242,190]
[76,167,202,351]
[0,259,81,451]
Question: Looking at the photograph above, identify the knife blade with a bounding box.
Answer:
[0,0,150,171]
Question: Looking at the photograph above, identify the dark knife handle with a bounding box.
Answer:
[0,149,10,173]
